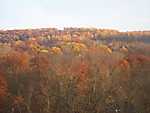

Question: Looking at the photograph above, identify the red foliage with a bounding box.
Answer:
[127,54,150,65]
[70,60,89,94]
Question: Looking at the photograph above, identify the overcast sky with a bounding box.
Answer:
[0,0,150,31]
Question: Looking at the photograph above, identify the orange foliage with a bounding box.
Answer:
[50,47,62,55]
[89,45,112,55]
[0,71,8,112]
[13,96,24,105]
[6,51,30,74]
[35,54,51,75]
[0,71,8,98]
[118,59,130,70]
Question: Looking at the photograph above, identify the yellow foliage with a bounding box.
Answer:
[15,40,23,46]
[31,45,49,53]
[66,42,87,52]
[61,42,88,55]
[72,43,87,53]
[73,45,80,53]
[40,49,48,53]
[50,47,62,54]
[32,45,41,52]
[107,48,112,54]
[97,44,112,54]
[62,35,71,41]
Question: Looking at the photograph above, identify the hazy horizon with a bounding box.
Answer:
[1,0,150,31]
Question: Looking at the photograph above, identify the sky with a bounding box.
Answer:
[0,0,150,31]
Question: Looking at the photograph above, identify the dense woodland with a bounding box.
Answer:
[0,28,150,113]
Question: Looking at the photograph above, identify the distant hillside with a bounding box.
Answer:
[0,28,150,43]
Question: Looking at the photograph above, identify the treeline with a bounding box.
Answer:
[0,28,150,43]
[0,28,150,113]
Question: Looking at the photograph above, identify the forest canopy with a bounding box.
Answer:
[0,28,150,113]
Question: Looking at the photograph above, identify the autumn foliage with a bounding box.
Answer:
[0,28,150,113]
